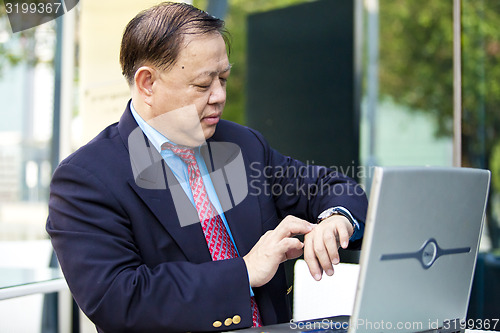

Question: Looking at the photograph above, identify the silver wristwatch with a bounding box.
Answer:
[317,206,359,231]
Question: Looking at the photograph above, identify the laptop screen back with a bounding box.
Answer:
[350,167,490,333]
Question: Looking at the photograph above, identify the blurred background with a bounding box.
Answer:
[0,0,498,332]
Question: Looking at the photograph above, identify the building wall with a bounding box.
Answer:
[79,0,167,145]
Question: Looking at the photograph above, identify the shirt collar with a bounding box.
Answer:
[129,102,202,154]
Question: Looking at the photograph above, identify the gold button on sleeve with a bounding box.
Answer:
[213,321,222,328]
[224,318,233,326]
[232,315,241,324]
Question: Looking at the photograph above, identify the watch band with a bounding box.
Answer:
[317,206,359,231]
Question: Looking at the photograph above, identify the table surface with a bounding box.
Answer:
[0,267,66,300]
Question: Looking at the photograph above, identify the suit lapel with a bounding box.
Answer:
[203,140,263,257]
[119,102,211,263]
[223,190,262,257]
[127,165,212,264]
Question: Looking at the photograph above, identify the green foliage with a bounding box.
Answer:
[461,0,500,167]
[0,15,42,76]
[378,0,500,167]
[0,42,23,67]
[378,0,454,138]
[491,141,500,193]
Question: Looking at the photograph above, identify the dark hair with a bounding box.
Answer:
[120,2,230,86]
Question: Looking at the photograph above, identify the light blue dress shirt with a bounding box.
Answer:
[129,103,241,256]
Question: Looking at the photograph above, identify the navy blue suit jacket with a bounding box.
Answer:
[47,102,368,332]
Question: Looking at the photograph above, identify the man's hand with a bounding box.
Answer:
[243,216,314,288]
[303,215,353,281]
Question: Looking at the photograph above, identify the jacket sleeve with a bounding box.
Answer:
[47,161,253,333]
[246,127,368,247]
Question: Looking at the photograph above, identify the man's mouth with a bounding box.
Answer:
[202,113,221,125]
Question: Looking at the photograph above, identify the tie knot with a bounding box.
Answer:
[161,142,196,165]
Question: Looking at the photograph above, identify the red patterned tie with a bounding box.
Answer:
[162,143,262,327]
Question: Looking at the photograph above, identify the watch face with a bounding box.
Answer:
[319,208,336,220]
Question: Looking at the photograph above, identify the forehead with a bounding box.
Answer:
[175,33,229,74]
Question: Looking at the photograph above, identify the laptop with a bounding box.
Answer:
[233,166,490,333]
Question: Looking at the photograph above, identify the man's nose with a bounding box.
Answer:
[208,79,226,104]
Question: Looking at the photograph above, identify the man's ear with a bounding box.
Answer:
[134,66,156,106]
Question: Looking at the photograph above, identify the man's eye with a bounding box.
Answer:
[195,84,210,89]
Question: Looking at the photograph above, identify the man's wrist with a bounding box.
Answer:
[317,206,360,237]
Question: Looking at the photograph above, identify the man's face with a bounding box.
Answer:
[147,33,230,146]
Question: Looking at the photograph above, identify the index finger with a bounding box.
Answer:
[274,216,314,240]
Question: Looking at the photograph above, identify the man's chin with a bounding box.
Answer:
[203,126,218,141]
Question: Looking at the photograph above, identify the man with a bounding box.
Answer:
[47,2,368,332]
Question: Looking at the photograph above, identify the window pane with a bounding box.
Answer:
[361,0,454,174]
[462,0,500,252]
[0,19,55,241]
